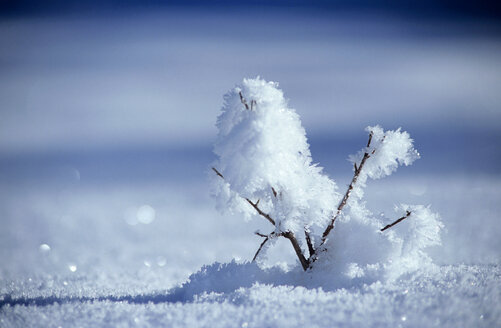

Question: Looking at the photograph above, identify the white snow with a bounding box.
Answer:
[212,77,339,235]
[1,175,500,327]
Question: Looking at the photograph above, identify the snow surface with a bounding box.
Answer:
[1,175,501,327]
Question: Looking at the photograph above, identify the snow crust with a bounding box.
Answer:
[1,263,500,328]
[0,177,500,327]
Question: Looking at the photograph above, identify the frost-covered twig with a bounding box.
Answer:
[213,166,309,269]
[246,198,276,226]
[213,167,275,225]
[381,211,411,232]
[239,91,252,110]
[320,131,375,246]
[305,229,315,257]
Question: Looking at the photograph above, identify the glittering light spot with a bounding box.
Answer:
[63,281,68,286]
[39,244,51,252]
[156,256,166,267]
[68,264,77,272]
[242,322,248,328]
[401,316,407,322]
[409,183,427,196]
[144,260,151,267]
[137,205,155,224]
[403,289,408,294]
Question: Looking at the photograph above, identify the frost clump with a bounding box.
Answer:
[211,77,442,282]
[212,77,339,235]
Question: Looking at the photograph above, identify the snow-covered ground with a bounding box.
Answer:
[1,8,501,328]
[1,174,500,327]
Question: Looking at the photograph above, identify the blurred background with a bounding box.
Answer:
[1,1,500,288]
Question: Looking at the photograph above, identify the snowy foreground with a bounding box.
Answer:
[1,264,500,327]
[1,174,500,327]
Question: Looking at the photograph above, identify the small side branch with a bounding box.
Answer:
[212,167,275,226]
[239,91,250,110]
[246,198,275,226]
[381,211,411,232]
[212,167,224,179]
[252,237,269,262]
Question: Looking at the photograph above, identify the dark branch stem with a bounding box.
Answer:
[212,167,275,226]
[283,231,309,271]
[246,198,275,226]
[381,211,412,232]
[305,229,315,257]
[252,237,269,262]
[319,132,374,248]
[239,91,250,110]
[212,167,224,179]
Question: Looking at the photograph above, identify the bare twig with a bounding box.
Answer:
[252,237,269,262]
[305,229,315,257]
[212,167,224,179]
[271,187,278,198]
[246,198,276,226]
[212,167,275,226]
[283,231,309,271]
[319,131,374,247]
[381,211,411,231]
[239,91,250,110]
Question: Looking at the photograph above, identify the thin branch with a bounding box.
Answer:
[271,187,278,198]
[305,229,315,257]
[283,231,309,271]
[212,167,224,179]
[212,166,309,271]
[252,237,269,262]
[255,231,278,238]
[239,91,250,110]
[381,211,412,232]
[320,131,374,247]
[246,198,276,226]
[366,131,373,147]
[212,167,275,226]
